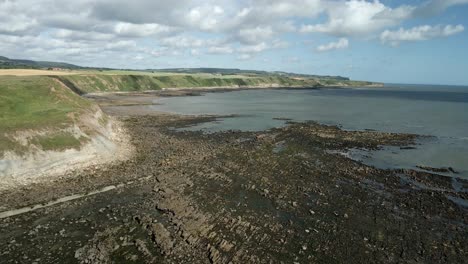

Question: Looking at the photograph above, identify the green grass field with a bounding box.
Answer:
[0,76,93,155]
[0,76,91,131]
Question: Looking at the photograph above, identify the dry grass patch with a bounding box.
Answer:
[0,69,80,76]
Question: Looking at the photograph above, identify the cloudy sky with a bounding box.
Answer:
[1,0,468,85]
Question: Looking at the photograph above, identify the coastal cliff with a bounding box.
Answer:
[0,70,380,187]
[0,76,132,189]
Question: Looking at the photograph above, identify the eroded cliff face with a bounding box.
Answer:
[57,74,321,93]
[0,109,133,190]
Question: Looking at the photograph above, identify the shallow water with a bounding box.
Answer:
[151,84,468,178]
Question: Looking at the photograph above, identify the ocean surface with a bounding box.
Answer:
[151,84,468,178]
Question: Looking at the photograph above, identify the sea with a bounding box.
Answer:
[150,84,468,178]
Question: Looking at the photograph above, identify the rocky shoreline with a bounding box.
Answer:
[0,106,467,263]
[84,83,383,104]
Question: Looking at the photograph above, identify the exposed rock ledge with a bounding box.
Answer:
[0,112,133,191]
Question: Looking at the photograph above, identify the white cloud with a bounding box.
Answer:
[238,42,269,53]
[113,23,176,37]
[413,0,468,17]
[0,0,40,35]
[105,40,137,50]
[381,24,464,46]
[299,0,468,38]
[54,29,114,41]
[237,26,274,44]
[185,5,226,31]
[0,15,38,35]
[159,35,206,49]
[244,0,325,21]
[145,48,170,57]
[207,46,234,54]
[90,0,190,25]
[300,0,414,36]
[237,54,253,61]
[275,21,297,32]
[316,38,349,52]
[0,0,467,68]
[190,49,200,56]
[272,39,290,49]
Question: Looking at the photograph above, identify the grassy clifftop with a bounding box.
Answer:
[0,76,99,156]
[0,68,380,95]
[57,73,320,93]
[0,76,92,131]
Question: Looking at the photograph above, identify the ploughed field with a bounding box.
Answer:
[1,110,466,263]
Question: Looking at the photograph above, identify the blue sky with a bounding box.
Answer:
[1,0,467,85]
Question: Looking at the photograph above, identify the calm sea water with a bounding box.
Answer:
[151,84,468,178]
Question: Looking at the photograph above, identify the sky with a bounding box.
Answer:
[1,0,468,85]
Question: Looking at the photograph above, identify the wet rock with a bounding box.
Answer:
[416,166,458,174]
[218,239,234,252]
[148,223,174,255]
[208,244,227,264]
[1,113,466,264]
[134,239,154,259]
[74,228,121,264]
